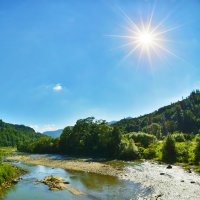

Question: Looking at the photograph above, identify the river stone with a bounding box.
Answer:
[50,187,59,191]
[12,179,19,183]
[64,181,70,184]
[150,193,163,200]
[166,165,172,169]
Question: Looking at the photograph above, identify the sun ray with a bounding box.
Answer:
[121,43,141,62]
[153,24,183,36]
[152,42,182,60]
[112,41,137,50]
[147,4,155,32]
[106,34,136,40]
[117,7,141,33]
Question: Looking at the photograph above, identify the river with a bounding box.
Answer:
[2,157,151,200]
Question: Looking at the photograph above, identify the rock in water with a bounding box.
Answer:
[37,175,85,195]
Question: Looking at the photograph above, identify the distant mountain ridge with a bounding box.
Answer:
[43,129,63,138]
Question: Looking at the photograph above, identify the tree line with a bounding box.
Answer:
[17,117,200,164]
[115,90,200,135]
[4,90,200,165]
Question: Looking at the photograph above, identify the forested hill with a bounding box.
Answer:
[114,90,200,135]
[0,120,44,147]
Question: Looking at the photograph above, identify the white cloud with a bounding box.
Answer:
[53,84,62,92]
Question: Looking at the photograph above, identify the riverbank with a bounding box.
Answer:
[122,161,200,200]
[7,155,200,200]
[0,163,26,198]
[7,155,121,177]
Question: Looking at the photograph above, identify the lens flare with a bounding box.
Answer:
[108,8,181,66]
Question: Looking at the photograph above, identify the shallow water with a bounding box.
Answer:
[2,160,151,200]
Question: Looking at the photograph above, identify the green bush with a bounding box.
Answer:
[162,134,177,163]
[143,147,157,159]
[187,142,195,163]
[173,132,186,142]
[176,142,189,163]
[194,134,200,142]
[194,141,200,164]
[128,132,156,148]
[142,123,162,139]
[119,138,139,160]
[0,164,18,185]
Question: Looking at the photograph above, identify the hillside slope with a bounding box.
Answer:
[0,120,44,146]
[115,90,200,134]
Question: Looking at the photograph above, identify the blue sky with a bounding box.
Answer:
[0,0,200,132]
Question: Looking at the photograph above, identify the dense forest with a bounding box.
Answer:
[17,91,200,165]
[115,90,200,135]
[0,120,43,147]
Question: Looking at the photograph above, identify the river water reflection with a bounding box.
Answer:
[2,160,151,200]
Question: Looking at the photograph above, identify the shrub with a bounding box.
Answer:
[142,123,162,139]
[188,142,195,163]
[0,164,18,185]
[195,134,200,142]
[128,132,156,148]
[173,132,186,142]
[176,142,189,163]
[143,148,156,159]
[119,138,139,160]
[162,134,177,163]
[194,141,200,164]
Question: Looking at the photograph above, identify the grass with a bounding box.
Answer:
[0,147,16,160]
[0,147,26,196]
[0,163,23,185]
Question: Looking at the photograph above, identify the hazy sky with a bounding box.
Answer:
[0,0,200,132]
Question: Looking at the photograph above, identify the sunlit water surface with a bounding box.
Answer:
[2,156,151,200]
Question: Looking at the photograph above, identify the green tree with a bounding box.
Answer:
[108,127,122,156]
[194,141,200,164]
[119,138,139,160]
[128,132,156,148]
[143,123,162,139]
[172,132,186,142]
[162,134,177,163]
[59,127,72,153]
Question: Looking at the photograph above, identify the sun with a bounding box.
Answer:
[129,24,164,54]
[108,8,180,66]
[137,31,154,47]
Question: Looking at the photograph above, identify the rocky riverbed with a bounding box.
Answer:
[7,155,200,200]
[120,161,200,200]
